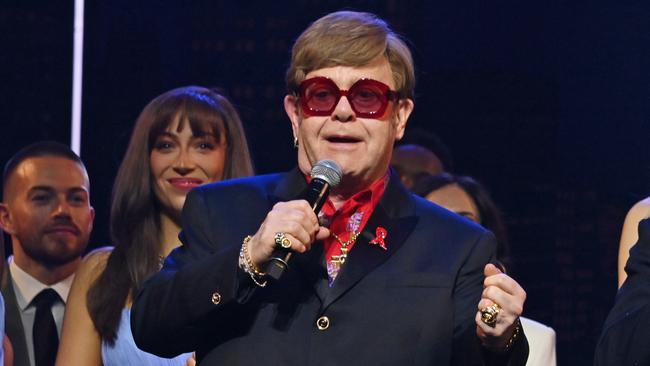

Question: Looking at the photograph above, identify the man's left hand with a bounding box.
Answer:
[475,263,526,350]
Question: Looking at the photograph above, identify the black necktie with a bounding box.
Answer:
[32,288,61,366]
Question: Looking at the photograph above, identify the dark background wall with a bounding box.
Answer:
[2,1,650,364]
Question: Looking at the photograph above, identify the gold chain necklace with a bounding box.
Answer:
[330,231,359,265]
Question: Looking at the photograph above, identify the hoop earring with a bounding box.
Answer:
[293,136,299,148]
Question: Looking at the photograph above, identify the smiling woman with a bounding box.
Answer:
[150,117,228,222]
[55,86,254,366]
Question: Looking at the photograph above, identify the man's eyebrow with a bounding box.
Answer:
[68,187,89,195]
[27,186,89,195]
[27,186,55,194]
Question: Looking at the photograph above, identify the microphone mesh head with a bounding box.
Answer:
[311,160,342,187]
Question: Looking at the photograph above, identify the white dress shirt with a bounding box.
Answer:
[8,256,74,366]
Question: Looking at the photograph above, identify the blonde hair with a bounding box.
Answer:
[286,11,415,99]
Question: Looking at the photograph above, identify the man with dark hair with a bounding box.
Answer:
[0,141,95,366]
[391,144,446,189]
[132,11,527,365]
[391,128,454,190]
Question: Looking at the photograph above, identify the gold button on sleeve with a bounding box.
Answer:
[211,292,222,305]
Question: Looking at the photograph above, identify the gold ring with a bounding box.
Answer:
[274,232,292,249]
[480,303,501,327]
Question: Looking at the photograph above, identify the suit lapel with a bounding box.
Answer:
[292,241,329,302]
[268,168,330,302]
[2,267,31,366]
[322,175,418,310]
[268,167,308,204]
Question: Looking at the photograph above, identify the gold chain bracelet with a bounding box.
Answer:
[501,317,522,352]
[239,235,267,287]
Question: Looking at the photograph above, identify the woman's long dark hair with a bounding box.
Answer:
[412,173,512,270]
[87,86,254,344]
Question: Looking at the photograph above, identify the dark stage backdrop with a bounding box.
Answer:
[2,1,650,364]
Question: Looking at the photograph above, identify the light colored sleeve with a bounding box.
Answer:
[520,317,556,366]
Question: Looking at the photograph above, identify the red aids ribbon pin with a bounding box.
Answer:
[369,227,388,250]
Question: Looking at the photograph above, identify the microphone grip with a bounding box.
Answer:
[262,178,330,281]
[265,251,292,280]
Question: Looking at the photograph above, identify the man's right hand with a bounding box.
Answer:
[247,200,330,268]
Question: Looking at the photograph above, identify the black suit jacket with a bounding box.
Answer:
[595,218,650,365]
[132,169,527,365]
[1,265,31,366]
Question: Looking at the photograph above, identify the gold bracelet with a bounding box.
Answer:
[501,317,522,352]
[242,236,265,276]
[239,235,267,287]
[483,317,522,354]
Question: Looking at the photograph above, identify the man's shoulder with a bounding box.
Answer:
[194,173,286,197]
[182,172,291,220]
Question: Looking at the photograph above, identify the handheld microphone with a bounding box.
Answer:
[264,160,342,280]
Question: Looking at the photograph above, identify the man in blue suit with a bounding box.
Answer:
[595,218,650,365]
[132,10,528,365]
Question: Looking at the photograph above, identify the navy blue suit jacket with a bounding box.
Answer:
[1,266,30,366]
[131,169,527,365]
[595,218,650,365]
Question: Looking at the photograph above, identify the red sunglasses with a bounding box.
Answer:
[298,77,400,118]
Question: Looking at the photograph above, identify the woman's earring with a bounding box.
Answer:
[293,136,299,148]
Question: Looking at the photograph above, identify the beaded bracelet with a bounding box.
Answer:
[238,235,267,287]
[501,317,522,352]
[483,317,523,355]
